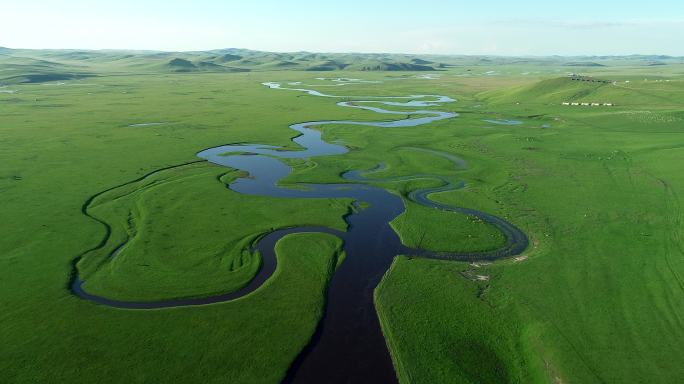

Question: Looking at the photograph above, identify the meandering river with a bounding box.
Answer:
[72,77,528,383]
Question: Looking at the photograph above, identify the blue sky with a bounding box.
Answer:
[2,0,684,55]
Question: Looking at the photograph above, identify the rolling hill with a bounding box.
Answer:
[2,47,683,85]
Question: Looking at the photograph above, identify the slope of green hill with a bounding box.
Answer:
[481,77,609,104]
[480,76,684,107]
[166,57,197,72]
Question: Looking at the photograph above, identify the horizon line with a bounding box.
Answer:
[2,46,682,58]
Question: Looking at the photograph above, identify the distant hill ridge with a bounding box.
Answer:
[0,47,682,84]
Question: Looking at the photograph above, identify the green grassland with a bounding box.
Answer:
[78,162,350,301]
[374,73,684,382]
[376,256,544,384]
[1,51,684,383]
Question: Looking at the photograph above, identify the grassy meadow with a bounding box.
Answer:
[1,50,684,383]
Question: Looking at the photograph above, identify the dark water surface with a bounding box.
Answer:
[72,79,528,383]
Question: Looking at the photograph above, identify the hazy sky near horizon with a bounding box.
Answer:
[2,1,684,55]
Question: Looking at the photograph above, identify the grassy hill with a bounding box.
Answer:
[4,48,683,85]
[482,77,611,104]
[481,76,684,107]
[0,48,443,83]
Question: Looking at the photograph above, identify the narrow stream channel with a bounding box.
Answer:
[71,77,528,383]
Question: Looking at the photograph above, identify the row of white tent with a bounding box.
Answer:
[561,102,614,106]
